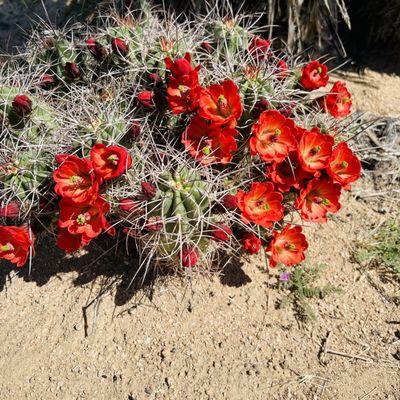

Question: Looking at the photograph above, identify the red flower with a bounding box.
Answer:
[210,224,232,242]
[267,225,308,268]
[266,151,312,192]
[320,81,352,118]
[198,80,243,127]
[327,142,361,189]
[241,232,261,254]
[53,155,100,204]
[250,110,297,163]
[182,116,238,165]
[167,83,201,114]
[137,90,155,109]
[249,36,271,61]
[64,62,81,80]
[111,38,129,57]
[236,181,284,228]
[12,94,32,116]
[119,198,138,212]
[90,143,132,180]
[57,197,112,252]
[0,202,20,218]
[295,178,341,222]
[0,225,34,267]
[86,38,107,61]
[298,130,333,172]
[300,61,329,90]
[182,245,198,267]
[165,52,199,79]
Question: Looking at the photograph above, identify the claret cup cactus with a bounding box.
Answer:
[0,2,362,277]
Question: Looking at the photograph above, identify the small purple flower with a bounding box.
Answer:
[280,272,291,283]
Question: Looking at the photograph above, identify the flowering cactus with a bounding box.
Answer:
[0,2,363,276]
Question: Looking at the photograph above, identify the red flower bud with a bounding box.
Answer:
[86,38,107,61]
[0,202,20,218]
[221,194,237,210]
[111,38,129,57]
[39,74,56,89]
[252,98,269,118]
[137,90,155,109]
[12,94,32,116]
[241,232,262,254]
[128,122,141,139]
[210,224,232,242]
[119,198,137,212]
[141,181,156,199]
[148,72,162,84]
[64,62,81,80]
[200,41,214,54]
[144,216,163,231]
[182,245,198,268]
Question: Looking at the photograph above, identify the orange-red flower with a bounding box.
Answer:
[320,81,352,118]
[90,143,132,180]
[57,197,112,253]
[165,52,199,79]
[53,155,100,204]
[266,151,312,192]
[182,116,238,165]
[241,232,262,254]
[198,80,243,127]
[249,36,271,61]
[298,130,333,172]
[0,225,34,267]
[300,61,329,90]
[267,225,308,268]
[327,142,361,189]
[250,110,297,163]
[236,181,284,228]
[295,178,341,222]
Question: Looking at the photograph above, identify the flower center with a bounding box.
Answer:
[178,84,190,94]
[76,213,89,225]
[107,154,119,165]
[317,67,322,74]
[342,97,350,103]
[70,175,84,186]
[275,128,281,136]
[310,146,321,156]
[0,242,14,252]
[202,146,211,156]
[217,95,230,117]
[284,242,296,251]
[340,161,348,169]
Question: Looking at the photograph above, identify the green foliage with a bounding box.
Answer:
[277,264,342,321]
[354,219,400,279]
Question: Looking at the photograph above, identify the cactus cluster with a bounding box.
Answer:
[0,2,363,276]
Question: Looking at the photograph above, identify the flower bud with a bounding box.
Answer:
[137,90,155,109]
[148,72,162,84]
[0,202,20,218]
[39,74,56,89]
[64,62,81,80]
[144,216,163,231]
[12,94,32,116]
[141,181,156,199]
[128,122,141,139]
[252,99,269,118]
[86,38,107,61]
[200,41,213,54]
[221,194,237,210]
[111,38,129,57]
[182,245,198,268]
[119,198,137,212]
[241,232,261,254]
[210,224,232,242]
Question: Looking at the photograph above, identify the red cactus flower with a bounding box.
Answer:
[298,130,333,172]
[210,223,232,242]
[327,142,361,189]
[141,182,157,200]
[249,36,271,61]
[57,197,112,253]
[165,52,200,79]
[111,37,129,57]
[300,61,329,90]
[182,116,238,165]
[236,181,284,228]
[267,225,308,268]
[0,225,34,267]
[241,232,262,254]
[137,90,155,109]
[250,110,297,163]
[182,244,198,267]
[295,178,342,223]
[266,151,312,192]
[12,94,32,116]
[64,62,81,80]
[320,81,352,118]
[144,216,163,231]
[53,155,100,204]
[39,74,56,89]
[118,198,138,212]
[86,38,107,61]
[198,80,243,127]
[90,143,132,180]
[221,193,238,210]
[0,202,20,218]
[167,82,201,114]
